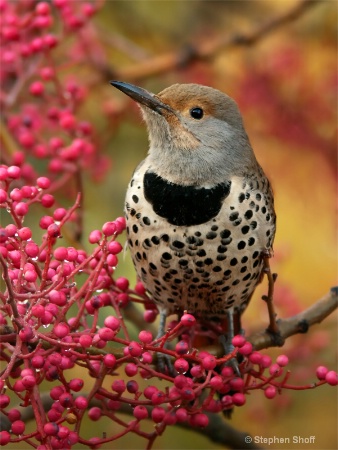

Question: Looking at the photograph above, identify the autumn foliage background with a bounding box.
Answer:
[0,1,337,449]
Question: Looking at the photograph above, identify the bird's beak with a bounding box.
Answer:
[110,81,173,115]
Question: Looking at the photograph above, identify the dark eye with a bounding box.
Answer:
[190,107,204,119]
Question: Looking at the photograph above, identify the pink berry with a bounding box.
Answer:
[230,377,245,391]
[44,422,59,436]
[107,240,122,255]
[7,165,21,179]
[0,394,10,408]
[88,407,101,421]
[102,222,117,236]
[260,355,272,368]
[128,341,143,357]
[0,431,11,445]
[74,396,88,409]
[21,375,36,388]
[232,392,246,406]
[133,405,148,420]
[151,406,166,423]
[54,246,68,261]
[174,358,189,374]
[325,371,338,386]
[176,340,189,355]
[115,216,126,233]
[53,323,69,338]
[201,355,217,370]
[210,375,224,390]
[41,194,54,208]
[180,313,196,327]
[316,365,328,380]
[190,413,209,428]
[112,380,126,393]
[17,227,32,241]
[36,2,51,15]
[98,327,115,341]
[14,202,29,216]
[264,385,277,399]
[0,189,7,203]
[144,310,157,323]
[125,363,138,377]
[249,351,263,365]
[103,354,116,368]
[19,326,34,342]
[175,408,188,422]
[29,81,45,96]
[115,277,129,291]
[238,341,253,356]
[36,176,51,189]
[53,208,67,221]
[79,334,92,348]
[269,363,282,376]
[232,335,246,347]
[7,409,21,422]
[69,378,84,392]
[47,223,60,237]
[151,390,166,405]
[88,230,102,243]
[138,330,152,344]
[104,316,120,331]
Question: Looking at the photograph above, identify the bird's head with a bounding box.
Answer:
[110,81,258,185]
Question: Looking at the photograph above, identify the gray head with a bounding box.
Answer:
[110,81,259,186]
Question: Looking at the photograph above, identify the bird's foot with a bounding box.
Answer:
[219,335,241,376]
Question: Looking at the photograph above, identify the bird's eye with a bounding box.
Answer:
[190,107,204,119]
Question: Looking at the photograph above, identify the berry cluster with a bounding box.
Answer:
[1,0,109,188]
[0,167,337,449]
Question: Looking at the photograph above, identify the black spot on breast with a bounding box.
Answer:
[248,237,255,246]
[229,212,239,222]
[132,225,138,233]
[213,266,222,272]
[197,249,206,257]
[237,241,246,250]
[250,221,257,230]
[230,258,238,266]
[151,236,160,245]
[220,230,231,239]
[241,225,249,234]
[143,216,151,225]
[161,234,169,242]
[162,252,172,260]
[132,195,139,204]
[217,245,227,253]
[244,210,253,220]
[241,256,248,263]
[179,259,188,266]
[206,231,217,239]
[217,254,226,261]
[238,193,245,203]
[172,240,185,249]
[143,171,231,226]
[130,208,136,216]
[204,258,213,265]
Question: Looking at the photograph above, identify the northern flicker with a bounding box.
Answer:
[110,81,276,349]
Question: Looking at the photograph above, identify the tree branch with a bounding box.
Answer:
[248,287,338,351]
[105,0,320,81]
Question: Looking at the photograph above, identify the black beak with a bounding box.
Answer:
[110,81,172,115]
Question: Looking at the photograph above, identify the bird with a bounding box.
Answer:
[110,80,276,355]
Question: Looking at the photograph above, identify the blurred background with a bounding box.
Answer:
[3,0,337,448]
